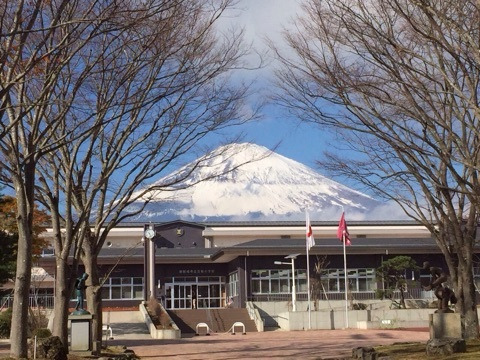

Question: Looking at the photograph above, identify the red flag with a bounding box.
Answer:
[337,212,351,245]
[306,211,315,250]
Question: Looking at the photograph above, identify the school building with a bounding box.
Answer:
[29,219,477,312]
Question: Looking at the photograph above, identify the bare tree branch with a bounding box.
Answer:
[273,0,480,338]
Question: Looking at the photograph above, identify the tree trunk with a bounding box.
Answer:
[399,289,406,309]
[455,262,479,339]
[52,260,74,349]
[10,167,35,358]
[82,251,103,353]
[441,228,479,339]
[10,236,31,358]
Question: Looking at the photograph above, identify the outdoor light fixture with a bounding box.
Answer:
[274,253,300,312]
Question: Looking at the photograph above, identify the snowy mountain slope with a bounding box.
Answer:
[124,143,379,221]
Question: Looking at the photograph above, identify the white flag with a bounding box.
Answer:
[306,211,315,250]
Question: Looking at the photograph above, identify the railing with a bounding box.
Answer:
[246,301,264,331]
[0,295,55,309]
[249,288,436,302]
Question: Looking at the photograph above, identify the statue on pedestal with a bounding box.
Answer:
[423,262,457,313]
[72,273,90,315]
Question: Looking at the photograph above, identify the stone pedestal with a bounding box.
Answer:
[426,338,466,356]
[68,314,94,353]
[428,313,466,355]
[352,346,377,360]
[429,313,463,339]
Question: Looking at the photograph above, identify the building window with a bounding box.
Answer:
[321,268,376,292]
[251,269,307,294]
[228,272,239,297]
[473,268,480,292]
[101,277,144,300]
[41,248,55,257]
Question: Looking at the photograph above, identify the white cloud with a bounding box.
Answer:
[231,0,302,43]
[216,0,303,76]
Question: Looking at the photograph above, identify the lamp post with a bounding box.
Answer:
[275,254,300,312]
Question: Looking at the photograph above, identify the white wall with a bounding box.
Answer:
[278,308,433,331]
[253,300,436,329]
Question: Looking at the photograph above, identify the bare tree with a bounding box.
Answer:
[0,0,175,356]
[310,255,329,311]
[273,0,480,338]
[35,0,261,348]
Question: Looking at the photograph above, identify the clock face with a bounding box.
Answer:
[145,229,155,239]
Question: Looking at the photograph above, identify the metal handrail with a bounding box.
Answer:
[249,288,435,302]
[246,301,264,331]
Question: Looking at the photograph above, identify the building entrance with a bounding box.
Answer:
[165,276,225,309]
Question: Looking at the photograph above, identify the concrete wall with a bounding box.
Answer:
[275,308,434,331]
[253,300,391,327]
[253,300,438,330]
[102,310,143,324]
[139,303,181,339]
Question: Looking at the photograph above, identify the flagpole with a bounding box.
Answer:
[343,232,349,328]
[305,210,312,330]
[306,242,311,330]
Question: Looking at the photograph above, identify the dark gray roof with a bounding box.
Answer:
[98,247,144,257]
[227,237,443,256]
[98,246,223,260]
[232,237,437,248]
[92,236,450,262]
[154,248,222,258]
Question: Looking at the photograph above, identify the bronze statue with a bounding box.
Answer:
[422,261,457,313]
[74,273,89,313]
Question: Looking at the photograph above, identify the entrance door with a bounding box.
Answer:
[196,284,222,308]
[170,284,192,309]
[164,277,225,309]
[197,284,209,308]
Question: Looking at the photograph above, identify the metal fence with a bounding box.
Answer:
[1,295,55,310]
[4,288,476,310]
[250,288,435,302]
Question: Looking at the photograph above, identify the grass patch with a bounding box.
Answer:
[374,339,480,359]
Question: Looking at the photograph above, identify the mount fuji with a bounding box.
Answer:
[124,143,380,221]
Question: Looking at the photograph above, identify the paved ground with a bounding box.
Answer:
[1,328,430,359]
[109,328,429,359]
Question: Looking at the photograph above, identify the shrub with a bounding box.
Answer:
[0,308,13,338]
[352,303,368,310]
[375,289,393,300]
[146,297,172,329]
[147,297,162,318]
[33,327,52,339]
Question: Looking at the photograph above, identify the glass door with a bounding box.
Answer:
[164,277,226,309]
[170,284,192,309]
[197,284,209,308]
[196,283,223,308]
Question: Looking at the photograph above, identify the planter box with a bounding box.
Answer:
[139,303,181,339]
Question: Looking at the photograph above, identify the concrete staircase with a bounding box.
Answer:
[167,308,258,335]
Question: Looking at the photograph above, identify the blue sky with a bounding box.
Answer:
[217,0,331,171]
[1,1,408,220]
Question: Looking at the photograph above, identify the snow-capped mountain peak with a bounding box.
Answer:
[126,143,377,221]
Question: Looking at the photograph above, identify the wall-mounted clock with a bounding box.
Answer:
[145,228,155,239]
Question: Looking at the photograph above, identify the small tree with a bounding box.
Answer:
[0,196,50,285]
[310,255,329,311]
[376,256,418,309]
[0,230,16,286]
